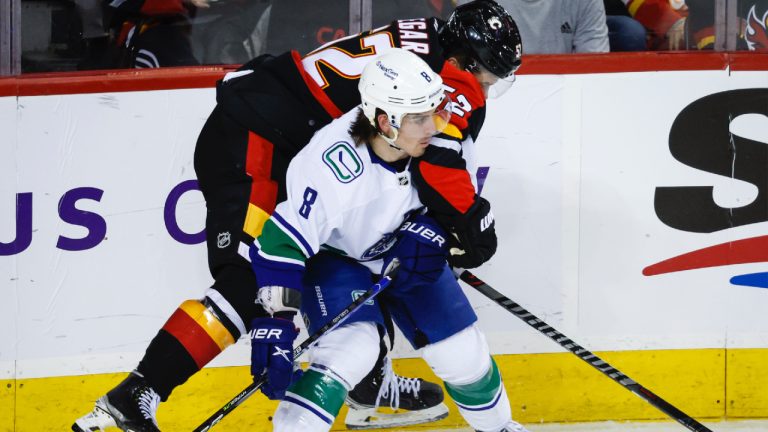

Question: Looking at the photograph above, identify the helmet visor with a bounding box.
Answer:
[400,93,453,137]
[472,63,516,99]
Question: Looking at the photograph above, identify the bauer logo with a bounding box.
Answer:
[400,221,446,247]
[323,141,364,183]
[644,89,768,289]
[250,328,283,339]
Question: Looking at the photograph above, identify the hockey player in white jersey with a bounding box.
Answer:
[248,48,530,432]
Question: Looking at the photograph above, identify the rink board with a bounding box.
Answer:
[2,348,768,430]
[1,53,768,430]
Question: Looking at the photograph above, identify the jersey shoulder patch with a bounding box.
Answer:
[322,141,365,183]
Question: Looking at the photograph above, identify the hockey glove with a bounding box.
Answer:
[447,197,497,269]
[250,317,301,400]
[382,214,449,286]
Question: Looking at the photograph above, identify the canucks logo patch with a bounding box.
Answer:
[351,290,375,306]
[323,141,364,183]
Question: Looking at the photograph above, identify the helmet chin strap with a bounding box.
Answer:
[379,126,403,151]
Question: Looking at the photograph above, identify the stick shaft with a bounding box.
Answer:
[460,270,713,432]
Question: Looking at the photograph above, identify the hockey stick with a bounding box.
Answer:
[193,259,400,432]
[459,270,713,432]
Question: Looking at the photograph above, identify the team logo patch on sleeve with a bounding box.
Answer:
[351,290,376,305]
[323,141,364,183]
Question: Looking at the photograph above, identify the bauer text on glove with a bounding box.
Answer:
[250,317,300,400]
[383,214,449,285]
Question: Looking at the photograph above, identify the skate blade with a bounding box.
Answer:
[344,402,449,430]
[72,403,118,431]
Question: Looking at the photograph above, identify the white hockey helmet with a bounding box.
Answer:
[359,48,449,133]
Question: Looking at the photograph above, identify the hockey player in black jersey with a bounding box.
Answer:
[72,1,522,431]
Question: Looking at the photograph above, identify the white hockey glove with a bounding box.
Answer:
[256,285,302,316]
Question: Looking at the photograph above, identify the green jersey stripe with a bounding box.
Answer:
[257,219,308,263]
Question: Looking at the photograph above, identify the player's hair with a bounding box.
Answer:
[349,108,381,146]
[442,48,472,71]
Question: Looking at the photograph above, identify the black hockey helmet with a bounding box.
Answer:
[440,0,523,79]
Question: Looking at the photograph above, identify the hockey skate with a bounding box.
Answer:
[72,371,161,432]
[345,358,449,429]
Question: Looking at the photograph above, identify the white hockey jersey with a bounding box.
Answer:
[251,108,423,290]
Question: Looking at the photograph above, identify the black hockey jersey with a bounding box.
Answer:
[216,17,447,155]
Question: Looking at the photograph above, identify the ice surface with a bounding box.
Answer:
[411,420,768,432]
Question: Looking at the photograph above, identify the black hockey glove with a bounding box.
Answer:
[446,197,497,269]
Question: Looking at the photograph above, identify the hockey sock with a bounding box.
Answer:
[137,299,238,400]
[274,368,349,430]
[444,357,512,431]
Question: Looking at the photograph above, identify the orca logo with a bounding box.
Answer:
[361,233,398,260]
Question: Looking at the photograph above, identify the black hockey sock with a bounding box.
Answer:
[136,329,199,401]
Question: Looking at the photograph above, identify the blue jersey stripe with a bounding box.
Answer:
[283,395,334,424]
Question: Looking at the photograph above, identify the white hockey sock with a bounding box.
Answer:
[272,397,336,432]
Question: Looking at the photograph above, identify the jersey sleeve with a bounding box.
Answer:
[250,158,342,293]
[411,144,478,220]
